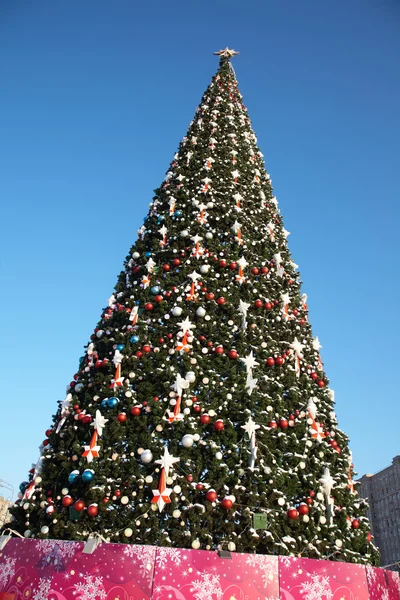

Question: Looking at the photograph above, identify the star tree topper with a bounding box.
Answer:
[214,47,240,58]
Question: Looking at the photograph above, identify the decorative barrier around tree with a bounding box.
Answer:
[0,538,398,600]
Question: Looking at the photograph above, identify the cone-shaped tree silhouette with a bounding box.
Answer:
[10,50,378,564]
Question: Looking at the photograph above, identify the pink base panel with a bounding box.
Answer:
[0,538,399,600]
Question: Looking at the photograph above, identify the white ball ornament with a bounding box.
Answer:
[132,251,140,259]
[182,434,194,448]
[316,492,324,501]
[124,528,133,538]
[215,452,223,460]
[121,496,129,505]
[24,530,31,538]
[303,515,310,523]
[200,265,210,274]
[192,539,201,549]
[40,526,49,534]
[196,307,206,317]
[180,230,189,237]
[320,516,327,525]
[35,476,42,484]
[185,371,196,383]
[227,542,236,551]
[277,498,285,506]
[173,510,181,518]
[193,434,200,442]
[335,539,343,548]
[205,232,213,239]
[172,306,183,317]
[140,450,153,464]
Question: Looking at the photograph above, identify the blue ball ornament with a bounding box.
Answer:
[107,397,119,408]
[116,344,125,351]
[174,210,182,217]
[130,335,140,343]
[101,399,108,408]
[82,469,95,483]
[19,481,29,492]
[151,286,161,294]
[145,252,152,258]
[68,470,80,484]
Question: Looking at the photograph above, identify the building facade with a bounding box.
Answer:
[0,496,11,529]
[358,455,400,568]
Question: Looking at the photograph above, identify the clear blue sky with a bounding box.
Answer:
[1,0,399,500]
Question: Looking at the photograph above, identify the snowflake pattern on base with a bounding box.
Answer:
[279,556,370,600]
[366,564,400,600]
[0,538,398,600]
[152,546,279,600]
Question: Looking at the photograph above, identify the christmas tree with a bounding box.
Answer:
[10,48,378,564]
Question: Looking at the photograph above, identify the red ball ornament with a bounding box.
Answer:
[42,439,50,447]
[215,345,224,355]
[292,309,299,316]
[227,349,238,360]
[196,483,204,491]
[268,420,278,429]
[300,319,306,326]
[159,338,165,344]
[142,345,151,354]
[309,490,315,497]
[130,406,141,416]
[200,414,211,424]
[216,297,226,305]
[102,497,109,504]
[214,420,225,431]
[310,372,318,380]
[306,497,313,505]
[254,299,263,309]
[115,490,121,497]
[275,356,284,366]
[167,333,173,339]
[95,360,103,369]
[82,415,92,425]
[45,429,53,437]
[279,418,289,429]
[251,267,259,275]
[206,490,218,502]
[117,413,127,423]
[154,295,163,303]
[193,404,201,413]
[352,519,360,529]
[135,351,143,359]
[318,380,325,388]
[261,267,269,274]
[87,504,98,517]
[287,508,299,520]
[298,503,309,515]
[73,500,85,513]
[173,258,181,266]
[221,497,233,510]
[229,262,237,270]
[266,357,275,367]
[186,475,193,483]
[219,259,227,268]
[264,302,273,310]
[62,495,73,508]
[206,293,215,301]
[144,302,154,311]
